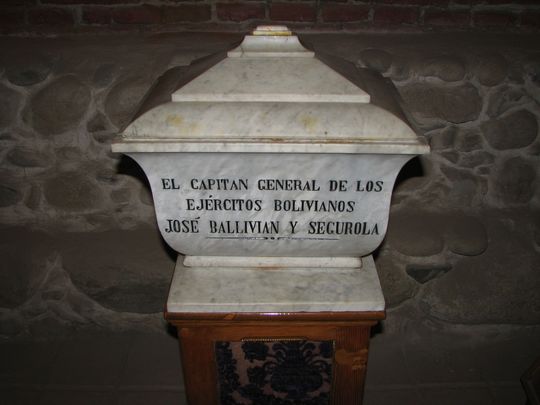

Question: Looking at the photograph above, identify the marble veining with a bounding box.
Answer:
[114,101,428,155]
[173,27,369,103]
[183,255,363,268]
[129,152,410,259]
[172,58,370,103]
[166,255,385,313]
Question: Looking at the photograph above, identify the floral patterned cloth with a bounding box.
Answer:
[215,340,334,405]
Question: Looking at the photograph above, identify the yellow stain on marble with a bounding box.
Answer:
[300,115,318,133]
[166,114,184,127]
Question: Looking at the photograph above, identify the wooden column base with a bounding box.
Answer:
[166,311,384,405]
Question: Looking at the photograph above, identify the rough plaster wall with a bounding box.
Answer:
[0,32,539,339]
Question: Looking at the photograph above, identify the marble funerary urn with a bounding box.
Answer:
[112,26,429,269]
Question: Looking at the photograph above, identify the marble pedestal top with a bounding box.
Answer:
[166,255,385,313]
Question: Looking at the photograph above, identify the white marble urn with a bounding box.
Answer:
[112,26,429,268]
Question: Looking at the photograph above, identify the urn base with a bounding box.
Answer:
[183,255,363,268]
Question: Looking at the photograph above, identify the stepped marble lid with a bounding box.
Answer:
[113,26,429,155]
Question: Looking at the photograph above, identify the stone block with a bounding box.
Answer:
[455,128,484,152]
[375,249,419,308]
[25,75,91,135]
[95,167,119,185]
[482,109,538,150]
[392,155,437,202]
[458,151,494,169]
[7,146,50,168]
[54,146,84,171]
[85,213,116,229]
[110,188,132,204]
[440,151,459,164]
[24,185,42,209]
[5,54,54,87]
[104,77,152,130]
[138,184,154,205]
[20,296,48,318]
[93,131,116,144]
[0,184,22,207]
[444,215,488,256]
[476,166,490,176]
[399,83,482,124]
[440,165,487,206]
[473,53,508,86]
[389,60,411,81]
[418,55,466,82]
[358,49,393,74]
[487,85,528,117]
[0,132,15,141]
[92,63,117,87]
[386,211,444,257]
[44,171,104,211]
[0,84,21,129]
[454,128,484,152]
[419,213,540,324]
[429,126,456,151]
[86,112,109,133]
[392,176,432,206]
[491,157,536,205]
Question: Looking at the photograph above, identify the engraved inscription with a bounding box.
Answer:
[158,176,384,242]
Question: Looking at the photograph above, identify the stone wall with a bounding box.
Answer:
[0,32,539,339]
[1,0,540,36]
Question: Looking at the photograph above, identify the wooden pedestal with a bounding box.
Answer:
[165,311,384,405]
[165,256,385,404]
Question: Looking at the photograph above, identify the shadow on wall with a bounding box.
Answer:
[116,153,178,265]
[393,156,425,196]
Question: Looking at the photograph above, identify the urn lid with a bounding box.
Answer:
[112,26,429,155]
